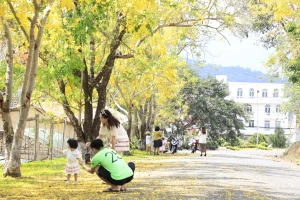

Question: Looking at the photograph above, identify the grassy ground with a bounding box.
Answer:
[1,149,298,200]
[0,151,188,200]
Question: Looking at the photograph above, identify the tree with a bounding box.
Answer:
[109,36,187,139]
[181,72,249,144]
[249,0,300,153]
[32,0,251,147]
[0,0,55,177]
[269,127,287,148]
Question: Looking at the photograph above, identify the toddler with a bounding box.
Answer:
[56,138,82,185]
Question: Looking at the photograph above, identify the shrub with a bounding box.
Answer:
[260,142,268,147]
[181,142,190,150]
[248,133,268,145]
[222,142,230,147]
[269,127,287,148]
[258,144,272,150]
[226,146,240,150]
[217,137,227,146]
[130,136,139,150]
[206,138,219,150]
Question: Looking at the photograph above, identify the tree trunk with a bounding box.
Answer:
[149,93,157,132]
[127,102,132,139]
[1,20,14,171]
[132,106,139,139]
[58,79,85,142]
[4,4,52,177]
[284,141,300,157]
[82,66,94,141]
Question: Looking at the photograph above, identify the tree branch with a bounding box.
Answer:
[114,52,134,59]
[108,91,128,116]
[6,0,30,41]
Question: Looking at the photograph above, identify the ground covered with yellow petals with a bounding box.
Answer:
[1,150,300,199]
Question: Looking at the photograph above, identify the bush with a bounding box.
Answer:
[217,137,227,146]
[206,138,219,150]
[226,146,240,150]
[269,127,287,148]
[260,142,268,147]
[258,144,272,150]
[248,133,268,145]
[181,142,190,150]
[222,142,230,147]
[130,136,139,150]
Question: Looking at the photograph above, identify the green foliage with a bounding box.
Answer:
[181,74,249,146]
[206,138,219,150]
[259,142,268,147]
[248,133,267,145]
[181,142,190,150]
[226,146,240,150]
[269,127,287,148]
[258,144,272,150]
[130,136,139,150]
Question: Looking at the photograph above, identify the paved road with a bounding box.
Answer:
[127,149,300,200]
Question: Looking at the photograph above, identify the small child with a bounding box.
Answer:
[159,138,166,154]
[55,138,82,185]
[145,131,152,154]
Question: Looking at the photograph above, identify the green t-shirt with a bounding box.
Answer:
[91,148,133,180]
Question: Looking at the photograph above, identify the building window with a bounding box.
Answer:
[245,104,252,112]
[275,121,281,127]
[265,120,270,129]
[273,89,279,97]
[249,120,254,127]
[249,88,254,98]
[262,89,268,97]
[276,105,280,113]
[237,88,243,98]
[265,104,270,115]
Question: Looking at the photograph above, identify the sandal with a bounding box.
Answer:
[103,188,120,192]
[120,187,127,191]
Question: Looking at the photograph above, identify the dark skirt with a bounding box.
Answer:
[153,139,162,148]
[200,143,206,152]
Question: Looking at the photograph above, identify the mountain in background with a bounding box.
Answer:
[189,63,286,83]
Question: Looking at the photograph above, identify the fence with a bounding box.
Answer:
[0,114,75,162]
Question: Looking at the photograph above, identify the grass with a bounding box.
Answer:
[0,150,191,199]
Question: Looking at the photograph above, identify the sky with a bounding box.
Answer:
[203,34,275,73]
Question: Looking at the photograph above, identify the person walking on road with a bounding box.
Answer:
[199,127,207,156]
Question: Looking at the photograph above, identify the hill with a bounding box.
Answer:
[189,63,285,83]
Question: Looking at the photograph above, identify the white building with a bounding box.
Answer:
[216,75,296,138]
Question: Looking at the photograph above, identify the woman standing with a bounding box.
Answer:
[153,126,162,155]
[96,109,130,154]
[199,127,207,156]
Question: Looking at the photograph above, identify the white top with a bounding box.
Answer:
[146,135,151,144]
[62,148,81,164]
[199,133,207,144]
[99,124,129,141]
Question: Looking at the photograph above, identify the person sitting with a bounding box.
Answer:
[81,139,135,192]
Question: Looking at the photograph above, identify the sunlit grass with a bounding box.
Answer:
[0,150,192,199]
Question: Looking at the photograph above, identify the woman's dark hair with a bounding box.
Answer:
[202,127,206,134]
[90,139,104,150]
[67,138,78,149]
[155,126,160,131]
[101,109,120,130]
